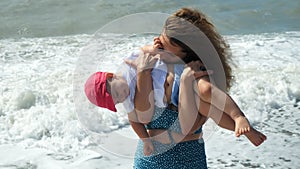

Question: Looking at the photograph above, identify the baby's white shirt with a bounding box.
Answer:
[117,50,167,113]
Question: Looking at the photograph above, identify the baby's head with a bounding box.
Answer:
[84,71,129,112]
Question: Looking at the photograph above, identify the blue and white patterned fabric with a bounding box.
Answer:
[134,108,207,169]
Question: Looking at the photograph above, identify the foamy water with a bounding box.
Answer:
[1,32,300,168]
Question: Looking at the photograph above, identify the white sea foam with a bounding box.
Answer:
[1,32,300,168]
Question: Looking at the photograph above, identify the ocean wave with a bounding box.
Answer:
[0,31,299,155]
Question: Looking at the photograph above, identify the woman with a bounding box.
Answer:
[132,8,266,168]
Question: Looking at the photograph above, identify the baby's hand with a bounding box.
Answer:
[143,138,154,156]
[185,61,213,79]
[181,66,195,83]
[186,61,205,71]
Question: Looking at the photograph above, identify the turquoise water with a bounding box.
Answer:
[1,0,300,39]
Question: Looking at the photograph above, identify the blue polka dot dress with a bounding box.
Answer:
[133,108,207,169]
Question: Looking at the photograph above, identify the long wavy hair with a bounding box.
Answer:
[165,8,233,91]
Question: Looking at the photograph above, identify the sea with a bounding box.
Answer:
[1,0,300,168]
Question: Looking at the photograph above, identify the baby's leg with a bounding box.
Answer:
[194,91,234,130]
[179,73,236,135]
[195,77,250,137]
[194,93,267,146]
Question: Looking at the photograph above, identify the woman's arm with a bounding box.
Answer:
[128,111,154,156]
[128,111,151,140]
[178,67,200,135]
[125,51,158,124]
[134,69,155,124]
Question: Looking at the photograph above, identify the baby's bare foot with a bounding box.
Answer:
[235,116,251,137]
[245,127,267,146]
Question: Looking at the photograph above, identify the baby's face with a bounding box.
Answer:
[110,76,130,104]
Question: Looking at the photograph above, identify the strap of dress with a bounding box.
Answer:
[167,129,175,144]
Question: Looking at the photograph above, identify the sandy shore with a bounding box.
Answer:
[0,120,299,169]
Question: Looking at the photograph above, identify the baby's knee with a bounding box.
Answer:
[197,80,212,100]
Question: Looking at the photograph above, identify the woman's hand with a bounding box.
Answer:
[124,37,164,71]
[124,51,159,73]
[143,138,154,156]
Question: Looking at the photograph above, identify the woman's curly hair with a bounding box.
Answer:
[165,8,233,91]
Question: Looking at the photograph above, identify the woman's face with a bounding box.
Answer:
[154,34,186,63]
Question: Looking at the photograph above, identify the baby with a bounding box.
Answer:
[84,49,168,156]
